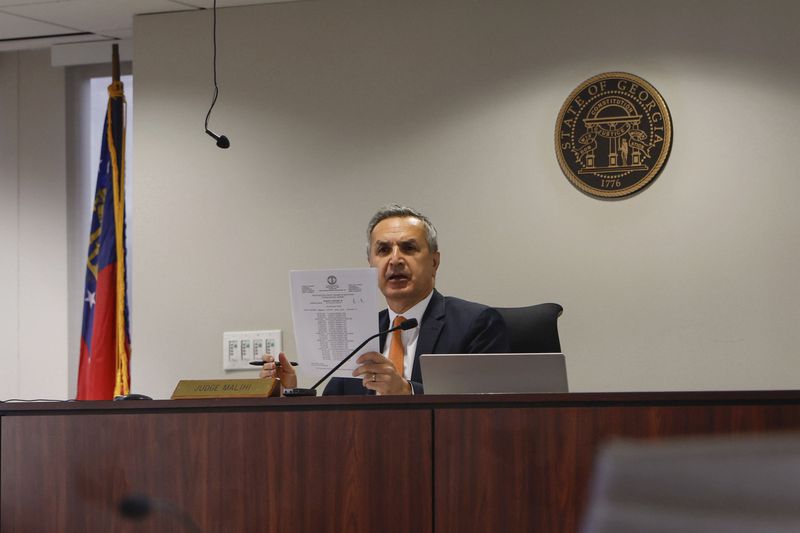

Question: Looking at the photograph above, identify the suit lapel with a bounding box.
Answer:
[378,310,389,352]
[411,290,445,382]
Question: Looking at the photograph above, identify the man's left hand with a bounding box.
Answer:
[352,351,412,395]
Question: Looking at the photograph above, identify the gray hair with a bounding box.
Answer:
[366,204,438,258]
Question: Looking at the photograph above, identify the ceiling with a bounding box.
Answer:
[0,0,295,52]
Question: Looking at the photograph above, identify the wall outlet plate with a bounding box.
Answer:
[223,330,282,370]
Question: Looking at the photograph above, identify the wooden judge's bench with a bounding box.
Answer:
[3,391,800,532]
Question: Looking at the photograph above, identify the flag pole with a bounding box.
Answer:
[109,41,129,396]
[112,43,120,82]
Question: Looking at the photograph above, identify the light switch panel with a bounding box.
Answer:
[223,330,282,370]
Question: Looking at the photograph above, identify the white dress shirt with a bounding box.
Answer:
[382,290,434,381]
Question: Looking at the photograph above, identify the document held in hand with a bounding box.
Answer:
[290,268,380,379]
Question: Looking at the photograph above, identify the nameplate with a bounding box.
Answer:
[171,379,278,400]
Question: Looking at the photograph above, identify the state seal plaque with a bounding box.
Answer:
[555,72,672,199]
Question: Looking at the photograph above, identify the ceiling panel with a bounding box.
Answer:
[0,0,62,6]
[178,1,306,7]
[0,0,303,50]
[1,0,188,33]
[96,27,133,40]
[0,11,82,40]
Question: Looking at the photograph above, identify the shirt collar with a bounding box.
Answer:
[387,289,434,327]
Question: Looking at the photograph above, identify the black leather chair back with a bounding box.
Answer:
[493,303,563,353]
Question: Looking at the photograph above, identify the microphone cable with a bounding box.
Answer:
[204,0,230,149]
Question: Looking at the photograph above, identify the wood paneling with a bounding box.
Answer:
[433,402,800,533]
[1,408,432,533]
[4,392,800,532]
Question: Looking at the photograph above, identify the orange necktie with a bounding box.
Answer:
[389,315,407,376]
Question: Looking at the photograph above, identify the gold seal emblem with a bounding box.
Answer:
[555,72,672,199]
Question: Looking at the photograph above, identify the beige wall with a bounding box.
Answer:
[131,0,800,398]
[0,53,20,398]
[0,50,68,399]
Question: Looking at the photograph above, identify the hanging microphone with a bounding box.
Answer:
[118,493,202,533]
[205,129,230,149]
[203,0,230,149]
[283,318,419,397]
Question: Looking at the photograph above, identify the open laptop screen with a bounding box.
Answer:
[419,353,568,394]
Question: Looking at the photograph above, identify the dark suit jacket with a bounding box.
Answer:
[323,290,509,395]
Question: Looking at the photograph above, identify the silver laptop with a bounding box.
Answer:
[420,353,568,394]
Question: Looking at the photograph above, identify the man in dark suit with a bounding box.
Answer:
[261,204,509,395]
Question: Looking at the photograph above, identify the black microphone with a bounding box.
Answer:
[119,494,150,520]
[203,0,230,150]
[283,318,419,397]
[205,129,230,149]
[119,493,202,533]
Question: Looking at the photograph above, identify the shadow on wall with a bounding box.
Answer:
[218,0,798,143]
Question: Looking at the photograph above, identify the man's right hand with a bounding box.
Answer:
[258,352,298,390]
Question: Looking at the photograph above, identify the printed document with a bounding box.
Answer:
[290,268,379,378]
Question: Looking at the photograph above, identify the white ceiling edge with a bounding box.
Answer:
[0,34,103,53]
[51,39,133,67]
